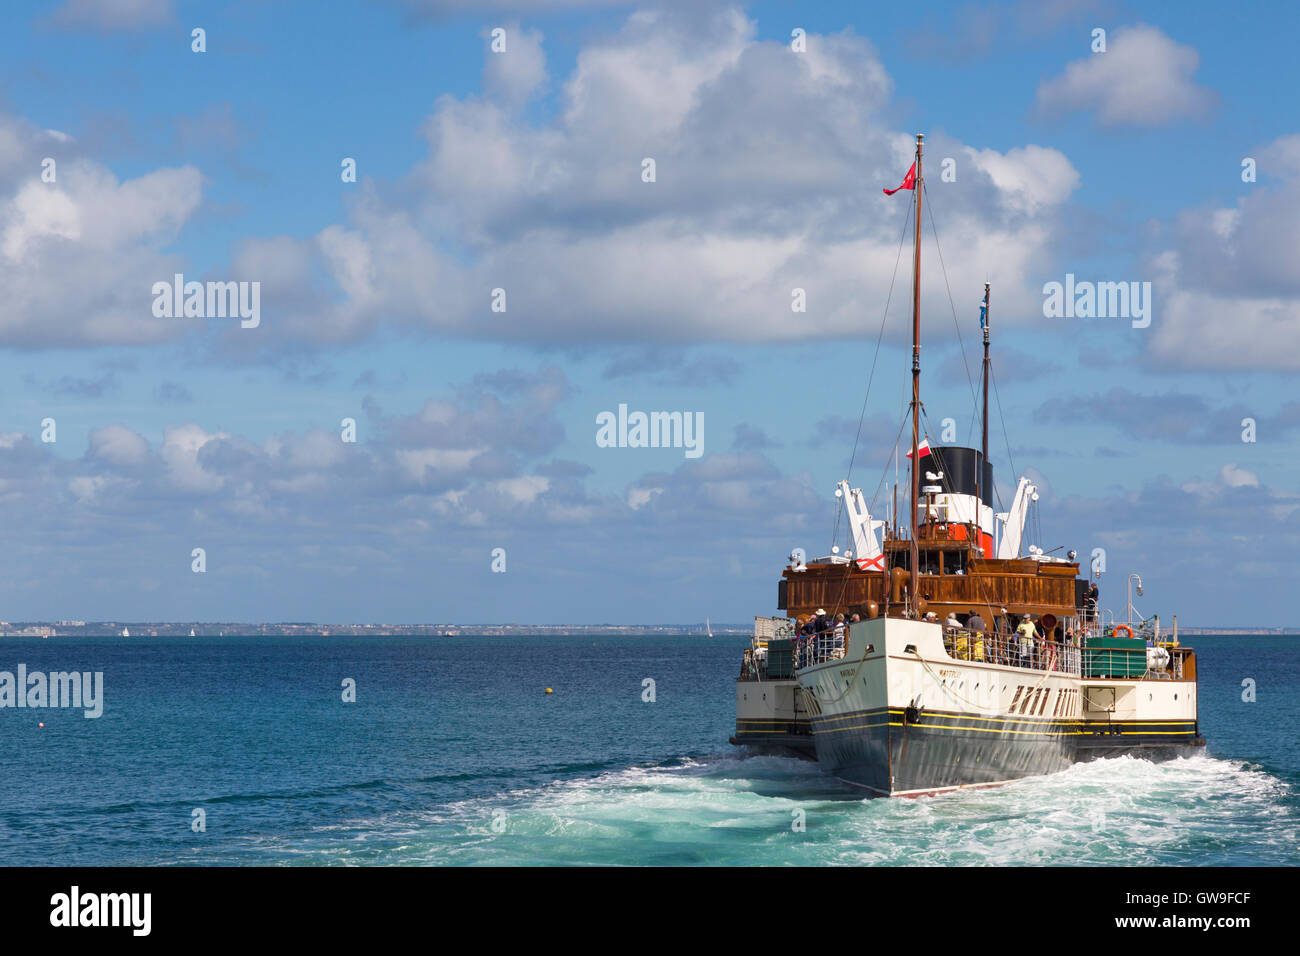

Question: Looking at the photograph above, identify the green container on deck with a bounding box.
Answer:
[1082,636,1147,678]
[766,638,793,679]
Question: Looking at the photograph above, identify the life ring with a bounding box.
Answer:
[1113,624,1134,640]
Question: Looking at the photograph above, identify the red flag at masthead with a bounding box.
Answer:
[883,161,916,196]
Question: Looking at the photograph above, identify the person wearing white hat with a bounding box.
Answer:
[809,609,828,661]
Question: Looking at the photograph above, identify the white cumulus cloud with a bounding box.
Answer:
[1035,25,1216,125]
[224,7,1080,352]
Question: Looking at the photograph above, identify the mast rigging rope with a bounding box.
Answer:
[922,181,982,449]
[832,192,915,550]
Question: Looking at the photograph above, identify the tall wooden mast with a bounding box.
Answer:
[909,134,923,612]
[980,281,990,513]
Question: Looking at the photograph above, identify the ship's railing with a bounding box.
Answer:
[740,642,782,680]
[740,647,758,679]
[1077,608,1103,641]
[941,626,1082,677]
[1073,608,1190,680]
[792,631,848,669]
[1170,650,1184,680]
[740,617,798,680]
[1075,608,1169,646]
[788,625,1084,674]
[1127,644,1183,680]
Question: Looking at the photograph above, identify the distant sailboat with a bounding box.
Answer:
[190,628,196,637]
[121,626,129,637]
[706,617,713,638]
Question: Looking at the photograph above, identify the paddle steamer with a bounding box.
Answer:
[731,134,1205,795]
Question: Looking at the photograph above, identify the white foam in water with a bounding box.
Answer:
[833,754,1294,866]
[394,752,1297,866]
[219,752,1298,866]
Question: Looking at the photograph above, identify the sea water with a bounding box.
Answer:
[0,634,1294,865]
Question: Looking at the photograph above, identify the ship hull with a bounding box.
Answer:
[795,617,1202,796]
[728,733,817,760]
[813,706,1076,796]
[732,678,816,758]
[1076,730,1206,762]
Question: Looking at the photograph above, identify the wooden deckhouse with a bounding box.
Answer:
[779,551,1083,629]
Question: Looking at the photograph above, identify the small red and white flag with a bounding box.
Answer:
[856,555,884,571]
[905,439,931,459]
[883,161,916,196]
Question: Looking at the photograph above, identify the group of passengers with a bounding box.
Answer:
[790,605,1083,670]
[793,608,856,662]
[930,608,1065,669]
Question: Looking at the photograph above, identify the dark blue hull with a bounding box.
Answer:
[730,718,816,759]
[811,706,1202,796]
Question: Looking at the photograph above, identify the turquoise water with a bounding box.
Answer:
[0,634,1295,865]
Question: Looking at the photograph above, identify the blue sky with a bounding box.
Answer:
[0,0,1297,626]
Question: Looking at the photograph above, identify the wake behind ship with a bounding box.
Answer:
[730,134,1205,796]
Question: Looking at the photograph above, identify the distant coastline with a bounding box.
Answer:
[1,621,1295,638]
[0,621,748,637]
